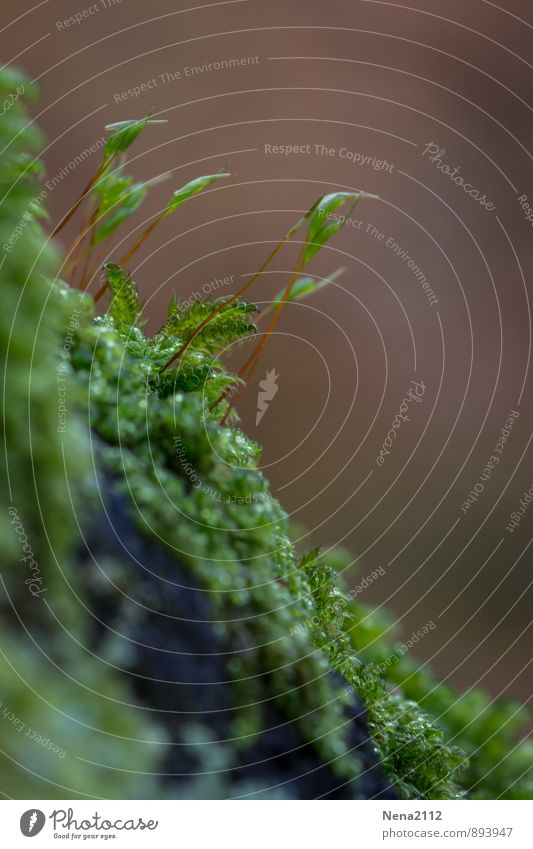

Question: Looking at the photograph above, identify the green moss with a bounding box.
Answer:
[0,66,71,573]
[0,68,176,800]
[1,68,532,800]
[70,296,361,784]
[342,596,533,799]
[298,550,466,798]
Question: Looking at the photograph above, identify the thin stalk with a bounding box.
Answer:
[80,171,173,290]
[94,265,111,303]
[77,233,97,291]
[68,198,99,287]
[118,213,164,267]
[219,249,306,425]
[160,198,322,374]
[50,155,112,239]
[255,267,346,325]
[242,260,304,377]
[84,238,113,293]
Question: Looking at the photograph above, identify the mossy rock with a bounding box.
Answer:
[1,66,531,800]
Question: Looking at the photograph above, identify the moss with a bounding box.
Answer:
[1,68,532,800]
[342,596,533,799]
[0,67,71,572]
[298,550,466,798]
[0,69,176,800]
[69,298,361,784]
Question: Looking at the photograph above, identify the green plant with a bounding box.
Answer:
[342,591,533,799]
[1,69,532,800]
[0,68,167,800]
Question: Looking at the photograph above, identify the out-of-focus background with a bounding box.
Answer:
[5,0,533,705]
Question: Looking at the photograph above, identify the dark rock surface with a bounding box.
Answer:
[79,470,397,799]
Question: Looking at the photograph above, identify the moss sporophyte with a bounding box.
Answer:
[1,70,532,799]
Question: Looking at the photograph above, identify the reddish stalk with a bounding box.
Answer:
[219,250,306,425]
[94,267,111,303]
[68,199,99,287]
[83,239,113,294]
[50,156,111,239]
[160,199,322,374]
[77,232,97,291]
[118,214,164,268]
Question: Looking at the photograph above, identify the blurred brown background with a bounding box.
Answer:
[4,0,533,707]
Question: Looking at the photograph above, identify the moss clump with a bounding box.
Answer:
[299,550,465,798]
[0,69,176,800]
[342,593,533,799]
[69,281,362,786]
[0,66,73,573]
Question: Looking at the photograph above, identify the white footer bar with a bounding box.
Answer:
[1,799,531,848]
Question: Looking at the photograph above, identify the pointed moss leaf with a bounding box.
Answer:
[273,268,345,306]
[104,262,141,328]
[164,172,230,217]
[153,297,256,361]
[304,191,378,264]
[93,182,148,244]
[92,168,170,244]
[93,165,133,210]
[104,118,167,159]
